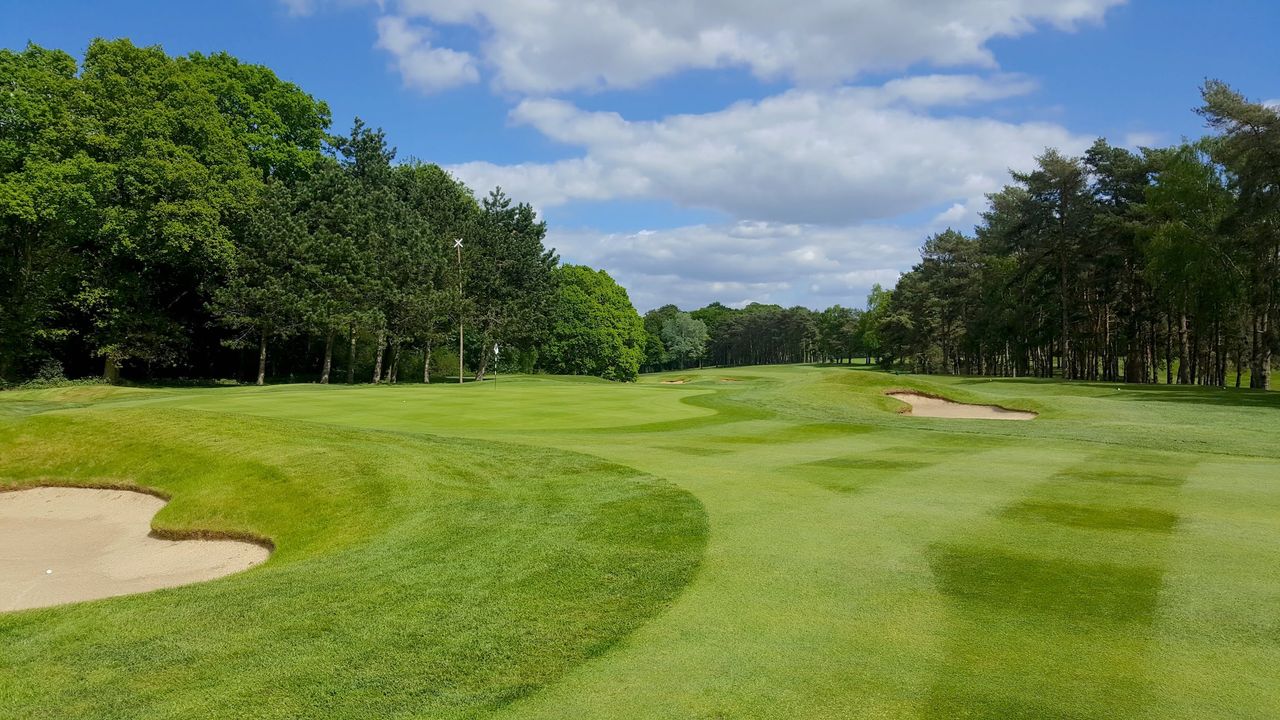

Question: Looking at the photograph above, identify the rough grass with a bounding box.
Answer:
[1,366,1278,719]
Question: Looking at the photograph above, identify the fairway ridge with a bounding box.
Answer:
[0,487,269,612]
[887,391,1037,420]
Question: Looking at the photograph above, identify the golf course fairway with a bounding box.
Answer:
[1,365,1277,719]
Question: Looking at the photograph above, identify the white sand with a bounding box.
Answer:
[0,487,269,612]
[888,392,1037,421]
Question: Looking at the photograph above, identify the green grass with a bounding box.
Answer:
[1,366,1278,719]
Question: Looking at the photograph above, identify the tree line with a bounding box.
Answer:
[639,294,890,372]
[9,43,1272,389]
[634,81,1279,390]
[2,39,648,385]
[874,82,1279,389]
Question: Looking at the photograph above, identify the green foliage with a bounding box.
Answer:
[698,303,819,366]
[640,300,860,371]
[0,41,581,387]
[0,39,330,381]
[1198,80,1280,388]
[208,182,309,383]
[429,347,462,380]
[872,98,1278,387]
[464,188,558,380]
[541,265,646,381]
[641,304,682,370]
[0,44,100,381]
[815,305,862,361]
[860,283,891,359]
[660,312,709,367]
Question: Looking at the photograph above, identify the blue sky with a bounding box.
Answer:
[4,0,1277,310]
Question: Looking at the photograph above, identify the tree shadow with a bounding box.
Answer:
[948,376,1280,409]
[1080,382,1280,409]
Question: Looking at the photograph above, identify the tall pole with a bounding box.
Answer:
[455,238,464,384]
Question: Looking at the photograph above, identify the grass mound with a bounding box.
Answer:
[0,405,706,719]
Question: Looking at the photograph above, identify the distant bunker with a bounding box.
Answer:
[0,487,270,612]
[888,392,1037,421]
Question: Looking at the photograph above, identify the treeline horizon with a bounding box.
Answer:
[875,81,1279,390]
[635,81,1280,390]
[2,39,652,386]
[637,299,885,373]
[5,41,1277,390]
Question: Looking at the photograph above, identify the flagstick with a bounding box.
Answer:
[455,238,463,384]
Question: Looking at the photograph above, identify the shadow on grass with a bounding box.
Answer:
[1002,501,1180,534]
[943,375,1280,409]
[929,544,1164,624]
[1100,383,1280,409]
[923,545,1166,718]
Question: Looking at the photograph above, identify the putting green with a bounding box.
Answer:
[1,366,1277,719]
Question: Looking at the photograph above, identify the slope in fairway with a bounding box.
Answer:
[2,367,1278,719]
[0,394,707,719]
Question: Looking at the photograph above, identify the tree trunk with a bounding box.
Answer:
[1177,311,1190,385]
[1259,345,1272,390]
[321,328,335,384]
[387,344,400,384]
[423,342,432,384]
[1215,318,1225,388]
[1148,320,1158,385]
[103,354,120,384]
[474,337,490,382]
[347,322,357,384]
[1059,266,1071,381]
[372,330,385,384]
[1256,306,1273,390]
[1102,308,1111,381]
[257,332,268,386]
[1235,343,1244,388]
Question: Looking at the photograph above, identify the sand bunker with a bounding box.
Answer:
[660,379,689,384]
[0,487,269,612]
[888,392,1036,421]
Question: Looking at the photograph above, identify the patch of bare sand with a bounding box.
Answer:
[0,487,269,612]
[660,380,689,384]
[887,392,1036,420]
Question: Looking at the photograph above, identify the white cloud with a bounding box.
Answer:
[448,77,1092,226]
[881,74,1039,107]
[1122,131,1162,149]
[279,0,1123,307]
[932,199,981,228]
[548,220,919,311]
[375,15,480,93]
[1264,99,1280,110]
[279,0,315,15]
[371,0,1123,93]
